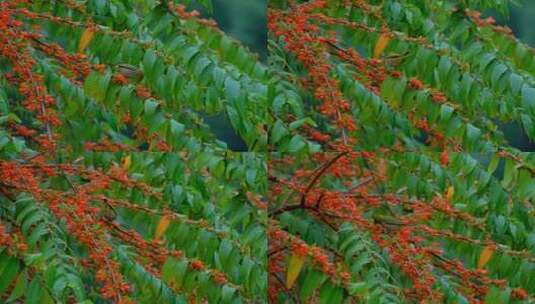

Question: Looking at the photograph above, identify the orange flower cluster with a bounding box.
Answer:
[309,129,331,143]
[465,9,513,35]
[268,224,351,301]
[0,161,41,195]
[431,91,447,104]
[0,153,187,300]
[106,221,182,272]
[12,124,37,137]
[0,2,108,154]
[32,38,93,81]
[385,228,441,302]
[440,150,449,166]
[0,223,28,255]
[336,47,382,94]
[112,73,129,85]
[167,1,218,28]
[269,1,357,145]
[190,259,206,271]
[0,160,130,302]
[212,270,228,284]
[512,288,529,300]
[270,227,345,283]
[269,147,530,302]
[135,84,152,99]
[408,77,424,90]
[0,223,13,247]
[84,138,136,152]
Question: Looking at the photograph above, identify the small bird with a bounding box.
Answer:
[372,213,405,226]
[116,64,144,81]
[382,52,410,67]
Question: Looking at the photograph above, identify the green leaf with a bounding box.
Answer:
[287,135,306,153]
[439,104,454,123]
[0,258,20,295]
[522,85,535,113]
[221,285,236,302]
[194,57,212,76]
[169,119,185,136]
[484,286,511,304]
[319,283,343,304]
[487,154,500,175]
[28,222,48,246]
[143,50,157,78]
[224,77,241,101]
[6,270,27,302]
[348,282,368,296]
[509,73,523,94]
[490,64,507,86]
[300,270,325,301]
[144,99,159,116]
[270,120,288,145]
[25,277,43,304]
[502,158,515,188]
[0,113,21,125]
[83,72,103,102]
[289,117,316,131]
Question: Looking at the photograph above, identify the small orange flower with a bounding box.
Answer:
[212,270,228,284]
[511,288,528,300]
[440,151,449,166]
[391,70,402,78]
[112,73,128,85]
[135,85,151,99]
[16,242,28,252]
[408,77,424,90]
[190,259,205,271]
[431,91,447,103]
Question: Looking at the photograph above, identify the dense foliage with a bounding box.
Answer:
[269,152,535,303]
[0,0,267,303]
[0,152,267,303]
[268,0,535,303]
[268,0,535,153]
[3,0,535,303]
[0,0,268,153]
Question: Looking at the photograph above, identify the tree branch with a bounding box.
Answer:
[300,151,348,206]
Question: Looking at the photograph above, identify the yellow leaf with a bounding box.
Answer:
[155,215,171,239]
[373,33,391,59]
[478,245,494,268]
[286,253,305,289]
[446,186,454,203]
[79,28,95,52]
[121,155,131,170]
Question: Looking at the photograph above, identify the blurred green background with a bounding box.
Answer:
[509,2,535,46]
[212,0,267,61]
[194,0,266,150]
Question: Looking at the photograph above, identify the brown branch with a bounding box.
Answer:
[343,176,374,194]
[300,151,348,206]
[270,204,317,217]
[273,272,301,304]
[268,246,287,257]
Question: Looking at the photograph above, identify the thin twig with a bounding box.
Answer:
[300,151,349,206]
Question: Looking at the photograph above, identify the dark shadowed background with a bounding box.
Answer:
[194,0,266,150]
